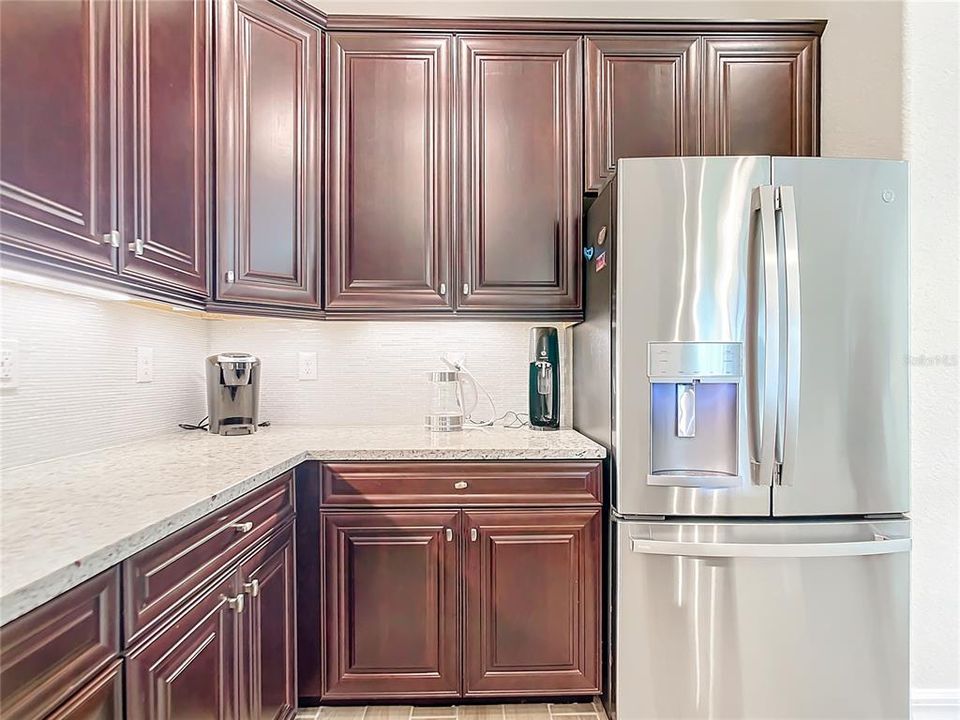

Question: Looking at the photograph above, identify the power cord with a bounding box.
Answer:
[178,416,271,431]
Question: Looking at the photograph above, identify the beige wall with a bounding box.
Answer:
[315,0,960,704]
[902,0,960,706]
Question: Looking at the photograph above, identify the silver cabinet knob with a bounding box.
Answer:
[439,282,446,295]
[462,283,469,295]
[470,528,478,542]
[454,481,468,490]
[226,270,235,283]
[102,230,120,248]
[243,579,260,598]
[128,238,144,256]
[228,521,254,533]
[445,528,453,542]
[225,592,245,613]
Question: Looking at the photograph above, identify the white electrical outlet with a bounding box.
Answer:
[1,340,20,389]
[298,351,317,381]
[136,346,154,383]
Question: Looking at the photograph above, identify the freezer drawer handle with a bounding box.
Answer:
[629,536,911,558]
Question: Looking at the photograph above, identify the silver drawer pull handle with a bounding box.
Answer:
[445,528,453,542]
[243,579,260,598]
[454,481,468,490]
[470,528,478,542]
[228,521,254,533]
[225,592,245,613]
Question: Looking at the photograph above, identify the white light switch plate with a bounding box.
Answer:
[137,346,154,383]
[298,351,317,381]
[1,340,19,389]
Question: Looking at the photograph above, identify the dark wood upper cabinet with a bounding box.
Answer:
[126,572,239,720]
[326,32,453,312]
[463,509,601,697]
[239,523,298,720]
[118,0,210,296]
[584,35,700,192]
[323,510,461,700]
[216,0,321,308]
[702,36,819,157]
[457,35,582,313]
[0,0,115,271]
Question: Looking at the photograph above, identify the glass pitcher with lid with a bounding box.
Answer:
[425,370,477,432]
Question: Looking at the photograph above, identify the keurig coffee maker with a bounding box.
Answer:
[529,327,560,430]
[205,353,261,435]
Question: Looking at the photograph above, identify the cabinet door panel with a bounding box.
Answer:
[240,523,297,720]
[463,509,600,696]
[323,511,460,699]
[216,0,320,307]
[457,35,581,312]
[0,0,114,270]
[327,33,452,311]
[585,35,699,192]
[702,36,818,156]
[119,0,209,295]
[46,660,123,720]
[126,574,238,720]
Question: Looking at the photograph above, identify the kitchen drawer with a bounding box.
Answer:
[0,568,120,720]
[321,462,602,507]
[123,471,294,645]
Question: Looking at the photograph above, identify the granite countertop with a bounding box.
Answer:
[0,425,605,625]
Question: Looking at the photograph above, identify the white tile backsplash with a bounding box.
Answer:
[0,283,208,468]
[0,281,571,468]
[207,317,570,428]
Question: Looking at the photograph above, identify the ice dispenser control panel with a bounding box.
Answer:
[646,342,743,488]
[648,342,742,380]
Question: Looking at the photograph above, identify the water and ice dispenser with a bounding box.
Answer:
[647,342,743,488]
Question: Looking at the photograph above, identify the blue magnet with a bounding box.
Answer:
[583,246,595,261]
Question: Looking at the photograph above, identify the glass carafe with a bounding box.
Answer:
[425,370,477,431]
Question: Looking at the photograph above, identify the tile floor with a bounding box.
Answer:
[295,700,608,720]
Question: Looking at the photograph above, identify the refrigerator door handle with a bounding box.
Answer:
[775,185,802,485]
[629,536,911,558]
[750,186,780,487]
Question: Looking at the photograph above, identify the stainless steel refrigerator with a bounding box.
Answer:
[573,157,910,720]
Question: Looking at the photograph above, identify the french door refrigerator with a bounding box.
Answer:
[573,157,910,720]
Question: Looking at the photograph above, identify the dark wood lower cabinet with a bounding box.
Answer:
[323,510,461,700]
[126,573,239,720]
[46,661,124,720]
[240,523,298,720]
[318,472,603,702]
[463,510,601,696]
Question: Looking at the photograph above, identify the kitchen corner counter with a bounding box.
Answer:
[0,425,604,625]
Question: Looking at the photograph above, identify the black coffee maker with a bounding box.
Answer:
[528,327,560,430]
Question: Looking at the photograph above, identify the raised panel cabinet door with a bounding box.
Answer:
[216,0,320,308]
[457,35,582,312]
[46,660,123,720]
[702,36,819,156]
[322,510,460,699]
[239,523,297,720]
[326,33,453,312]
[0,0,115,270]
[126,573,239,720]
[463,509,601,697]
[584,35,700,192]
[118,0,210,295]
